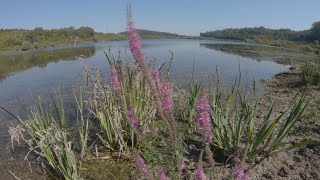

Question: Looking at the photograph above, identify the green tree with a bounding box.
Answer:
[76,27,95,38]
[311,21,320,40]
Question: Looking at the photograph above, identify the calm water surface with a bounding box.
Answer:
[0,39,291,105]
[0,39,292,146]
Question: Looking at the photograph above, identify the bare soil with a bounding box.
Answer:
[249,71,320,180]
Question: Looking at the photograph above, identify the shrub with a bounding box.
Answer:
[20,41,33,50]
[303,45,314,52]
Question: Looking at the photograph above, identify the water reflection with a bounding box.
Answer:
[201,44,320,65]
[0,46,96,81]
[0,39,294,151]
[0,40,295,106]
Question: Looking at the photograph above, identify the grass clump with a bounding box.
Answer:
[301,62,320,85]
[6,97,80,180]
[209,86,310,163]
[82,60,156,151]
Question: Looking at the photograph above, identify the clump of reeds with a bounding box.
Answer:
[301,62,320,85]
[81,58,157,151]
[7,97,80,180]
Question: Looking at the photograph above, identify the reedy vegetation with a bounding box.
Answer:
[5,4,311,180]
[7,96,80,180]
[300,62,320,85]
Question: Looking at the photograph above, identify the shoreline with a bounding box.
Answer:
[1,37,317,56]
[0,37,203,55]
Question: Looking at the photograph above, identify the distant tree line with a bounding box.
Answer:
[0,26,95,51]
[200,21,320,44]
[119,29,180,39]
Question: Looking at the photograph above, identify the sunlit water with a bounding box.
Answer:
[0,39,292,147]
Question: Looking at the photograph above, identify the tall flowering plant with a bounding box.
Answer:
[126,4,177,142]
[196,95,215,167]
[123,4,187,178]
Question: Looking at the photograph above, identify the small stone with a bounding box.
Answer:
[298,148,309,156]
[306,140,319,149]
[311,172,320,179]
[293,156,302,162]
[300,172,307,180]
[289,164,295,170]
[254,156,262,163]
[278,167,289,177]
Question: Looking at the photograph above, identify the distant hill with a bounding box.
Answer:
[200,21,320,43]
[200,27,311,42]
[119,29,180,39]
[0,27,196,52]
[200,21,320,54]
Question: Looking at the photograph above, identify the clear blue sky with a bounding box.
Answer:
[0,0,319,35]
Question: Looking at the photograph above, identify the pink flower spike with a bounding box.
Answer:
[135,156,149,175]
[159,168,167,180]
[127,107,139,128]
[111,67,121,97]
[194,165,206,180]
[152,66,161,89]
[127,7,143,65]
[196,96,212,134]
[160,83,174,113]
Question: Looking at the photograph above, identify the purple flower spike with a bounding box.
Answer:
[196,96,212,134]
[135,156,149,175]
[194,165,206,180]
[160,83,174,112]
[111,67,121,97]
[127,9,143,65]
[127,107,139,128]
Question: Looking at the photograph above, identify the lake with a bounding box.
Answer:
[0,39,296,104]
[0,39,306,148]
